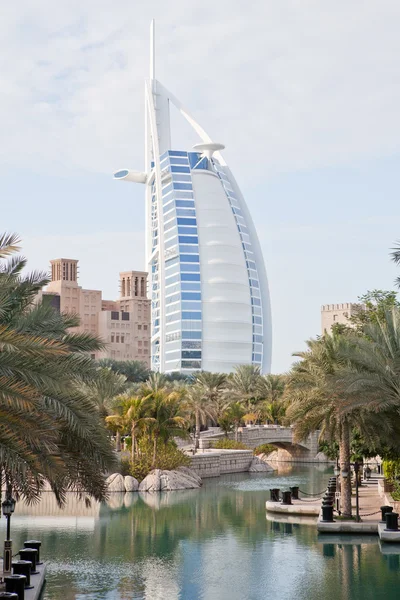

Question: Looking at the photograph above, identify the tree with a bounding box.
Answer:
[146,390,189,466]
[390,242,400,288]
[98,359,150,383]
[0,233,116,504]
[226,365,262,413]
[285,335,354,517]
[79,367,127,419]
[193,371,227,422]
[257,374,286,424]
[106,394,152,462]
[185,385,217,453]
[224,402,246,442]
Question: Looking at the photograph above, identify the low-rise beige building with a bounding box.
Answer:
[321,302,365,334]
[44,258,150,366]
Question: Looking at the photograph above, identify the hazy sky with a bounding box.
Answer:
[2,1,400,372]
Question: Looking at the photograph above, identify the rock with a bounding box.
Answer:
[176,466,202,486]
[139,469,162,492]
[139,468,202,492]
[124,475,139,492]
[106,473,126,492]
[249,456,274,472]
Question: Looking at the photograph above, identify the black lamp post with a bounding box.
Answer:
[2,496,16,576]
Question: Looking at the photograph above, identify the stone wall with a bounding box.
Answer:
[190,450,254,478]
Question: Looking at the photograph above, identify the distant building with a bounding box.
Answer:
[43,258,150,365]
[113,21,272,375]
[321,302,365,334]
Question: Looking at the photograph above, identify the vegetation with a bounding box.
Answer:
[253,443,276,456]
[123,441,191,482]
[0,233,116,504]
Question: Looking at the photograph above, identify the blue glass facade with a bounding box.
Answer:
[150,150,265,372]
[159,151,204,372]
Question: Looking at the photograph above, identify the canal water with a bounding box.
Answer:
[1,465,398,599]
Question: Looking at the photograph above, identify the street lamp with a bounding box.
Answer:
[2,496,16,576]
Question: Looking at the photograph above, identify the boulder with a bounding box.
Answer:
[139,468,202,492]
[106,473,126,492]
[177,466,202,486]
[124,475,139,492]
[139,469,162,492]
[249,456,275,472]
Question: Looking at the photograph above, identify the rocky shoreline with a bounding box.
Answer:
[106,453,276,493]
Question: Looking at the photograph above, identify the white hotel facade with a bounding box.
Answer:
[114,21,272,374]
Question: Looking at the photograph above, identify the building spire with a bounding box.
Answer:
[150,19,155,80]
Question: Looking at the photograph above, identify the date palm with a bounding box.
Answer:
[286,335,354,516]
[185,385,217,453]
[226,365,262,413]
[145,389,189,466]
[0,233,116,504]
[106,394,152,462]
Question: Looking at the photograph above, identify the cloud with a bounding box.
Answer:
[2,1,400,180]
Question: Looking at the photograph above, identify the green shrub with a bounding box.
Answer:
[127,441,191,482]
[253,443,276,456]
[213,439,247,450]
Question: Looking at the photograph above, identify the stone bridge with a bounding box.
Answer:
[200,426,321,462]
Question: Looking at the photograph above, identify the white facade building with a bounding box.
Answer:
[114,21,272,374]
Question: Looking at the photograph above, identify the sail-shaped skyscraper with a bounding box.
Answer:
[114,21,272,374]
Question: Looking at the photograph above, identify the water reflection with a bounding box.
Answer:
[0,466,398,599]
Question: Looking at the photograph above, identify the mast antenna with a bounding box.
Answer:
[150,19,155,80]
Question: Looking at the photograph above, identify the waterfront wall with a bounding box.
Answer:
[190,450,254,478]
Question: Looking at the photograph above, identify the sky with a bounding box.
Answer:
[2,0,400,372]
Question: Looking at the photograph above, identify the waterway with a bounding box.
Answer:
[1,465,399,599]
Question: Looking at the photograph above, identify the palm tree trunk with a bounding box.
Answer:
[339,419,352,518]
[235,424,238,442]
[116,430,121,453]
[131,423,135,463]
[194,410,200,454]
[152,435,158,468]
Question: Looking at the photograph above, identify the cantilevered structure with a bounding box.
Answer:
[114,21,272,374]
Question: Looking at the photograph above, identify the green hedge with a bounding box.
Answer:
[253,443,276,456]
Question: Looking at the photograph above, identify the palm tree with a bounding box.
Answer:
[106,394,152,462]
[0,233,116,504]
[98,359,150,383]
[226,365,262,414]
[285,335,354,516]
[185,385,217,453]
[79,367,127,420]
[336,309,400,440]
[225,402,246,442]
[146,390,188,466]
[391,242,400,288]
[193,371,227,423]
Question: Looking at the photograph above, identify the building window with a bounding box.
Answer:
[116,335,120,343]
[138,341,142,346]
[144,325,148,330]
[111,335,115,343]
[138,325,142,330]
[121,335,124,343]
[111,311,119,320]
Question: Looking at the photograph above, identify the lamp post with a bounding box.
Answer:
[2,495,16,577]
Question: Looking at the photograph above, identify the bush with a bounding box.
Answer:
[253,443,276,456]
[126,441,191,482]
[213,439,247,450]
